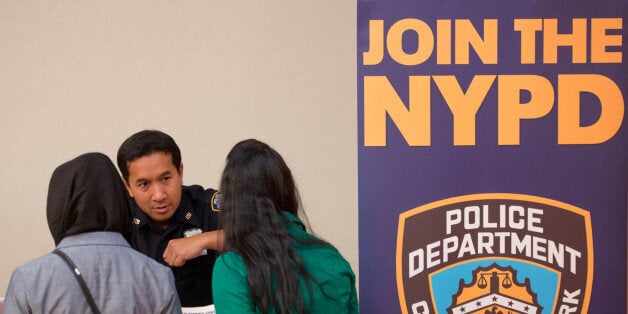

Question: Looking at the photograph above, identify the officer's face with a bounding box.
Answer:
[124,152,183,229]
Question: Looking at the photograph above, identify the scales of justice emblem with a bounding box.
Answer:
[446,263,542,314]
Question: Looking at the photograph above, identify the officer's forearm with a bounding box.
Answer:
[198,230,225,251]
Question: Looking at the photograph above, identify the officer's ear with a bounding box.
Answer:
[178,163,184,180]
[121,176,134,198]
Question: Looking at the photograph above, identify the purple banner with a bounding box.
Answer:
[358,1,626,313]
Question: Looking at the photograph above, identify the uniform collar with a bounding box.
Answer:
[131,202,150,228]
[130,186,202,230]
[172,190,202,227]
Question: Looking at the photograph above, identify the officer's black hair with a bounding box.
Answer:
[117,130,182,182]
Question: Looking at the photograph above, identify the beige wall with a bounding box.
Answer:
[0,2,357,296]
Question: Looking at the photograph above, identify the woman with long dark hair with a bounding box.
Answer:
[212,139,358,314]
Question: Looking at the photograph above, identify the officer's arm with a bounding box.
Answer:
[162,230,224,267]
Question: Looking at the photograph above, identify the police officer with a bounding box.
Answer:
[117,129,222,307]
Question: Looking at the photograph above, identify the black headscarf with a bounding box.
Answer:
[46,152,132,245]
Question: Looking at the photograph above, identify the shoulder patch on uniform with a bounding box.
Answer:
[210,190,221,212]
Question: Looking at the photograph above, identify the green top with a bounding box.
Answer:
[212,212,358,314]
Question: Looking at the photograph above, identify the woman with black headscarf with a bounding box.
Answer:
[3,153,181,313]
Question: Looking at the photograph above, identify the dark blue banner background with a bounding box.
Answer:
[358,1,626,313]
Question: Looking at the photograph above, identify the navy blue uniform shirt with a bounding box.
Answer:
[130,185,220,307]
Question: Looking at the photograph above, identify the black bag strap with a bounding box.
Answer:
[52,249,101,314]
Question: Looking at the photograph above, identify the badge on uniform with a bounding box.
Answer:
[184,228,208,256]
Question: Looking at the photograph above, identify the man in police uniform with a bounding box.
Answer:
[117,129,222,307]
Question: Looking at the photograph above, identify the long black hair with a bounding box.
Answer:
[219,139,325,314]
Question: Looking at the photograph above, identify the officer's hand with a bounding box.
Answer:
[163,236,205,267]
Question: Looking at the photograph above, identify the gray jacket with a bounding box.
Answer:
[3,232,182,314]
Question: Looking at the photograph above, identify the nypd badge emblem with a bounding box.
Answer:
[397,193,593,314]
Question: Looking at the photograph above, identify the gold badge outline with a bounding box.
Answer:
[396,193,593,314]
